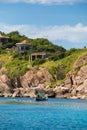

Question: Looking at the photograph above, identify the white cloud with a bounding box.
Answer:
[0,23,87,45]
[0,0,87,4]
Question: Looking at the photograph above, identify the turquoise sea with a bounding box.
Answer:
[0,98,87,130]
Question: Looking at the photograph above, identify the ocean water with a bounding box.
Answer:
[0,98,87,130]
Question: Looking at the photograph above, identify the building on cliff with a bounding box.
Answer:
[16,40,48,61]
[16,40,32,54]
[0,33,10,44]
[29,52,47,61]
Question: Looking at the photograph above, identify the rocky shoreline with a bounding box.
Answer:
[0,64,87,100]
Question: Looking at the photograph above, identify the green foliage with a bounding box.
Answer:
[1,31,87,85]
[65,48,78,56]
[1,42,15,49]
[1,31,66,57]
[32,58,46,66]
[11,51,29,60]
[31,38,66,53]
[42,48,87,83]
[7,31,30,44]
[49,64,66,81]
[11,51,19,58]
[4,58,28,79]
[48,52,65,61]
[0,45,7,54]
[1,31,66,80]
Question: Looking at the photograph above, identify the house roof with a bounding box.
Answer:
[0,33,10,39]
[22,40,30,44]
[31,52,46,56]
[16,40,31,45]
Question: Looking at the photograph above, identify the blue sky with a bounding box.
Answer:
[0,0,87,49]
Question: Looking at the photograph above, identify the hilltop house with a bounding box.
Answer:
[0,33,10,44]
[16,40,48,61]
[16,40,32,54]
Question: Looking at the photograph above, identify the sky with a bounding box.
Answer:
[0,0,87,49]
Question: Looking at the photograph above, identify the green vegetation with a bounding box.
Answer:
[0,31,87,83]
[42,48,87,83]
[0,45,7,54]
[31,38,66,53]
[32,58,46,67]
[49,64,66,81]
[5,58,28,79]
[7,31,29,43]
[48,52,65,61]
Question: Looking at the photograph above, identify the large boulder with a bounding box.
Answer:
[0,68,11,97]
[12,88,36,98]
[54,86,70,98]
[20,67,53,88]
[44,88,55,97]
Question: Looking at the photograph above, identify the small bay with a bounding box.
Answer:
[0,98,87,130]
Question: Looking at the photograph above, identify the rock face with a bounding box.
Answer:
[75,66,87,98]
[0,67,53,97]
[12,88,36,98]
[0,68,12,97]
[54,53,87,99]
[52,52,87,99]
[12,67,53,98]
[59,65,87,99]
[20,67,53,88]
[1,61,87,99]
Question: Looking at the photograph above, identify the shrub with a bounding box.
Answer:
[32,58,46,66]
[65,48,78,56]
[5,58,28,79]
[49,64,66,81]
[0,46,7,54]
[1,42,15,49]
[48,52,65,61]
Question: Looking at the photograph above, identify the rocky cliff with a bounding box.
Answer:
[1,53,87,99]
[0,67,53,97]
[55,53,87,99]
[0,68,12,97]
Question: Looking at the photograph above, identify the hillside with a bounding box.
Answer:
[0,31,87,99]
[0,31,66,79]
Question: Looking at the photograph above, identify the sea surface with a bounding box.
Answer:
[0,98,87,130]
